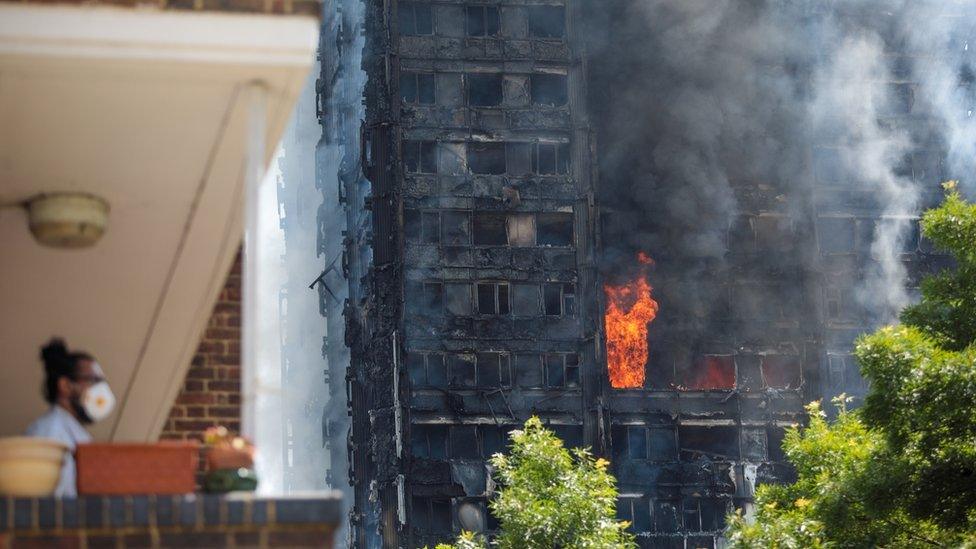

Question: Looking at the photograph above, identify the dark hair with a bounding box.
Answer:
[41,338,92,404]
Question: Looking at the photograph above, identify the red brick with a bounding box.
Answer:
[185,406,206,418]
[176,393,215,405]
[174,420,219,432]
[186,367,216,380]
[210,354,241,366]
[205,328,239,340]
[196,341,225,354]
[209,380,240,392]
[208,406,240,419]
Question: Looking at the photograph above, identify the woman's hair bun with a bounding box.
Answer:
[41,338,69,368]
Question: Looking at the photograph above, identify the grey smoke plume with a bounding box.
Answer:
[585,0,972,337]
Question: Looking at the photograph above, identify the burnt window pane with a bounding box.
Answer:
[404,141,436,174]
[423,282,443,313]
[418,73,435,104]
[648,428,677,461]
[628,427,647,459]
[468,74,504,107]
[546,354,564,387]
[544,283,562,316]
[421,212,440,244]
[537,212,574,246]
[481,426,505,455]
[467,142,506,174]
[563,283,576,315]
[566,364,579,387]
[405,209,421,242]
[420,142,437,173]
[400,3,433,36]
[450,354,477,388]
[499,356,511,385]
[633,498,652,532]
[427,354,448,387]
[408,353,426,386]
[534,144,557,174]
[497,284,510,314]
[428,425,449,459]
[441,211,471,246]
[514,354,543,387]
[430,499,452,532]
[466,6,498,37]
[473,213,508,245]
[557,143,571,174]
[528,6,565,38]
[477,283,497,314]
[411,427,429,457]
[452,426,480,459]
[411,497,430,530]
[512,283,540,317]
[531,74,568,107]
[403,141,420,173]
[477,353,501,387]
[401,72,418,103]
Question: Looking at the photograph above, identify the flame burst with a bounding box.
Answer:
[604,255,659,389]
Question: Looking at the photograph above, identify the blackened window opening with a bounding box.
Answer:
[467,74,504,107]
[473,213,508,245]
[532,143,571,175]
[531,74,568,107]
[399,2,433,36]
[401,72,435,105]
[404,140,437,174]
[536,212,574,246]
[467,142,506,174]
[527,6,565,38]
[466,6,500,37]
[477,281,510,315]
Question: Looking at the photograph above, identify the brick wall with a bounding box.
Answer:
[160,251,242,442]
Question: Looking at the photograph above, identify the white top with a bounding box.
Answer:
[25,406,92,497]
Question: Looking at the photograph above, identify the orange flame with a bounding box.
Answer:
[604,256,659,389]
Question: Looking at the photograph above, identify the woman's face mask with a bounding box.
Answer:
[72,362,115,424]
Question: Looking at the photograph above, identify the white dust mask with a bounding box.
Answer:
[82,380,115,422]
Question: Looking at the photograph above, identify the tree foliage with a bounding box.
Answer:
[728,185,976,547]
[435,417,635,549]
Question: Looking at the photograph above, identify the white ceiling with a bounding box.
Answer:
[0,4,318,441]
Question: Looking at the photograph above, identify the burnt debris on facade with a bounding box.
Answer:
[318,1,957,547]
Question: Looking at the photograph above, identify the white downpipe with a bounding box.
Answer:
[242,82,285,494]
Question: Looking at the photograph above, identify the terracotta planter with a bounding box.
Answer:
[76,442,198,495]
[0,437,68,496]
[206,447,254,471]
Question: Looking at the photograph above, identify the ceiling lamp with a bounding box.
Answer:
[26,193,110,249]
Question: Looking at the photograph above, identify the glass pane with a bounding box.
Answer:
[420,142,438,173]
[544,283,561,315]
[414,4,433,35]
[421,212,440,244]
[466,6,485,37]
[477,353,500,387]
[427,354,448,387]
[628,426,647,459]
[418,73,436,104]
[477,283,497,314]
[485,7,500,36]
[497,284,510,315]
[536,144,557,174]
[401,73,418,103]
[546,354,564,387]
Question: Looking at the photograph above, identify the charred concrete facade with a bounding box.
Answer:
[330,1,956,548]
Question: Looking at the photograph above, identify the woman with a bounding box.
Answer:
[25,338,115,497]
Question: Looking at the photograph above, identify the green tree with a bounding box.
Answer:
[435,417,635,549]
[728,184,976,547]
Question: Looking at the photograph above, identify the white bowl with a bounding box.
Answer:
[0,436,68,496]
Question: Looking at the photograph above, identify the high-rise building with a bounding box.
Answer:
[328,1,953,547]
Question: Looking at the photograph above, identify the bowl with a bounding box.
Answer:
[0,436,68,496]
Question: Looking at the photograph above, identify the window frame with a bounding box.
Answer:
[466,73,505,108]
[399,2,434,36]
[403,140,438,174]
[531,142,571,175]
[475,281,511,316]
[400,71,436,105]
[465,5,500,38]
[544,352,580,388]
[543,282,576,317]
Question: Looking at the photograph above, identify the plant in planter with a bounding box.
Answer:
[202,426,257,493]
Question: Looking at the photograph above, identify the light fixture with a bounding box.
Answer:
[26,192,110,249]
